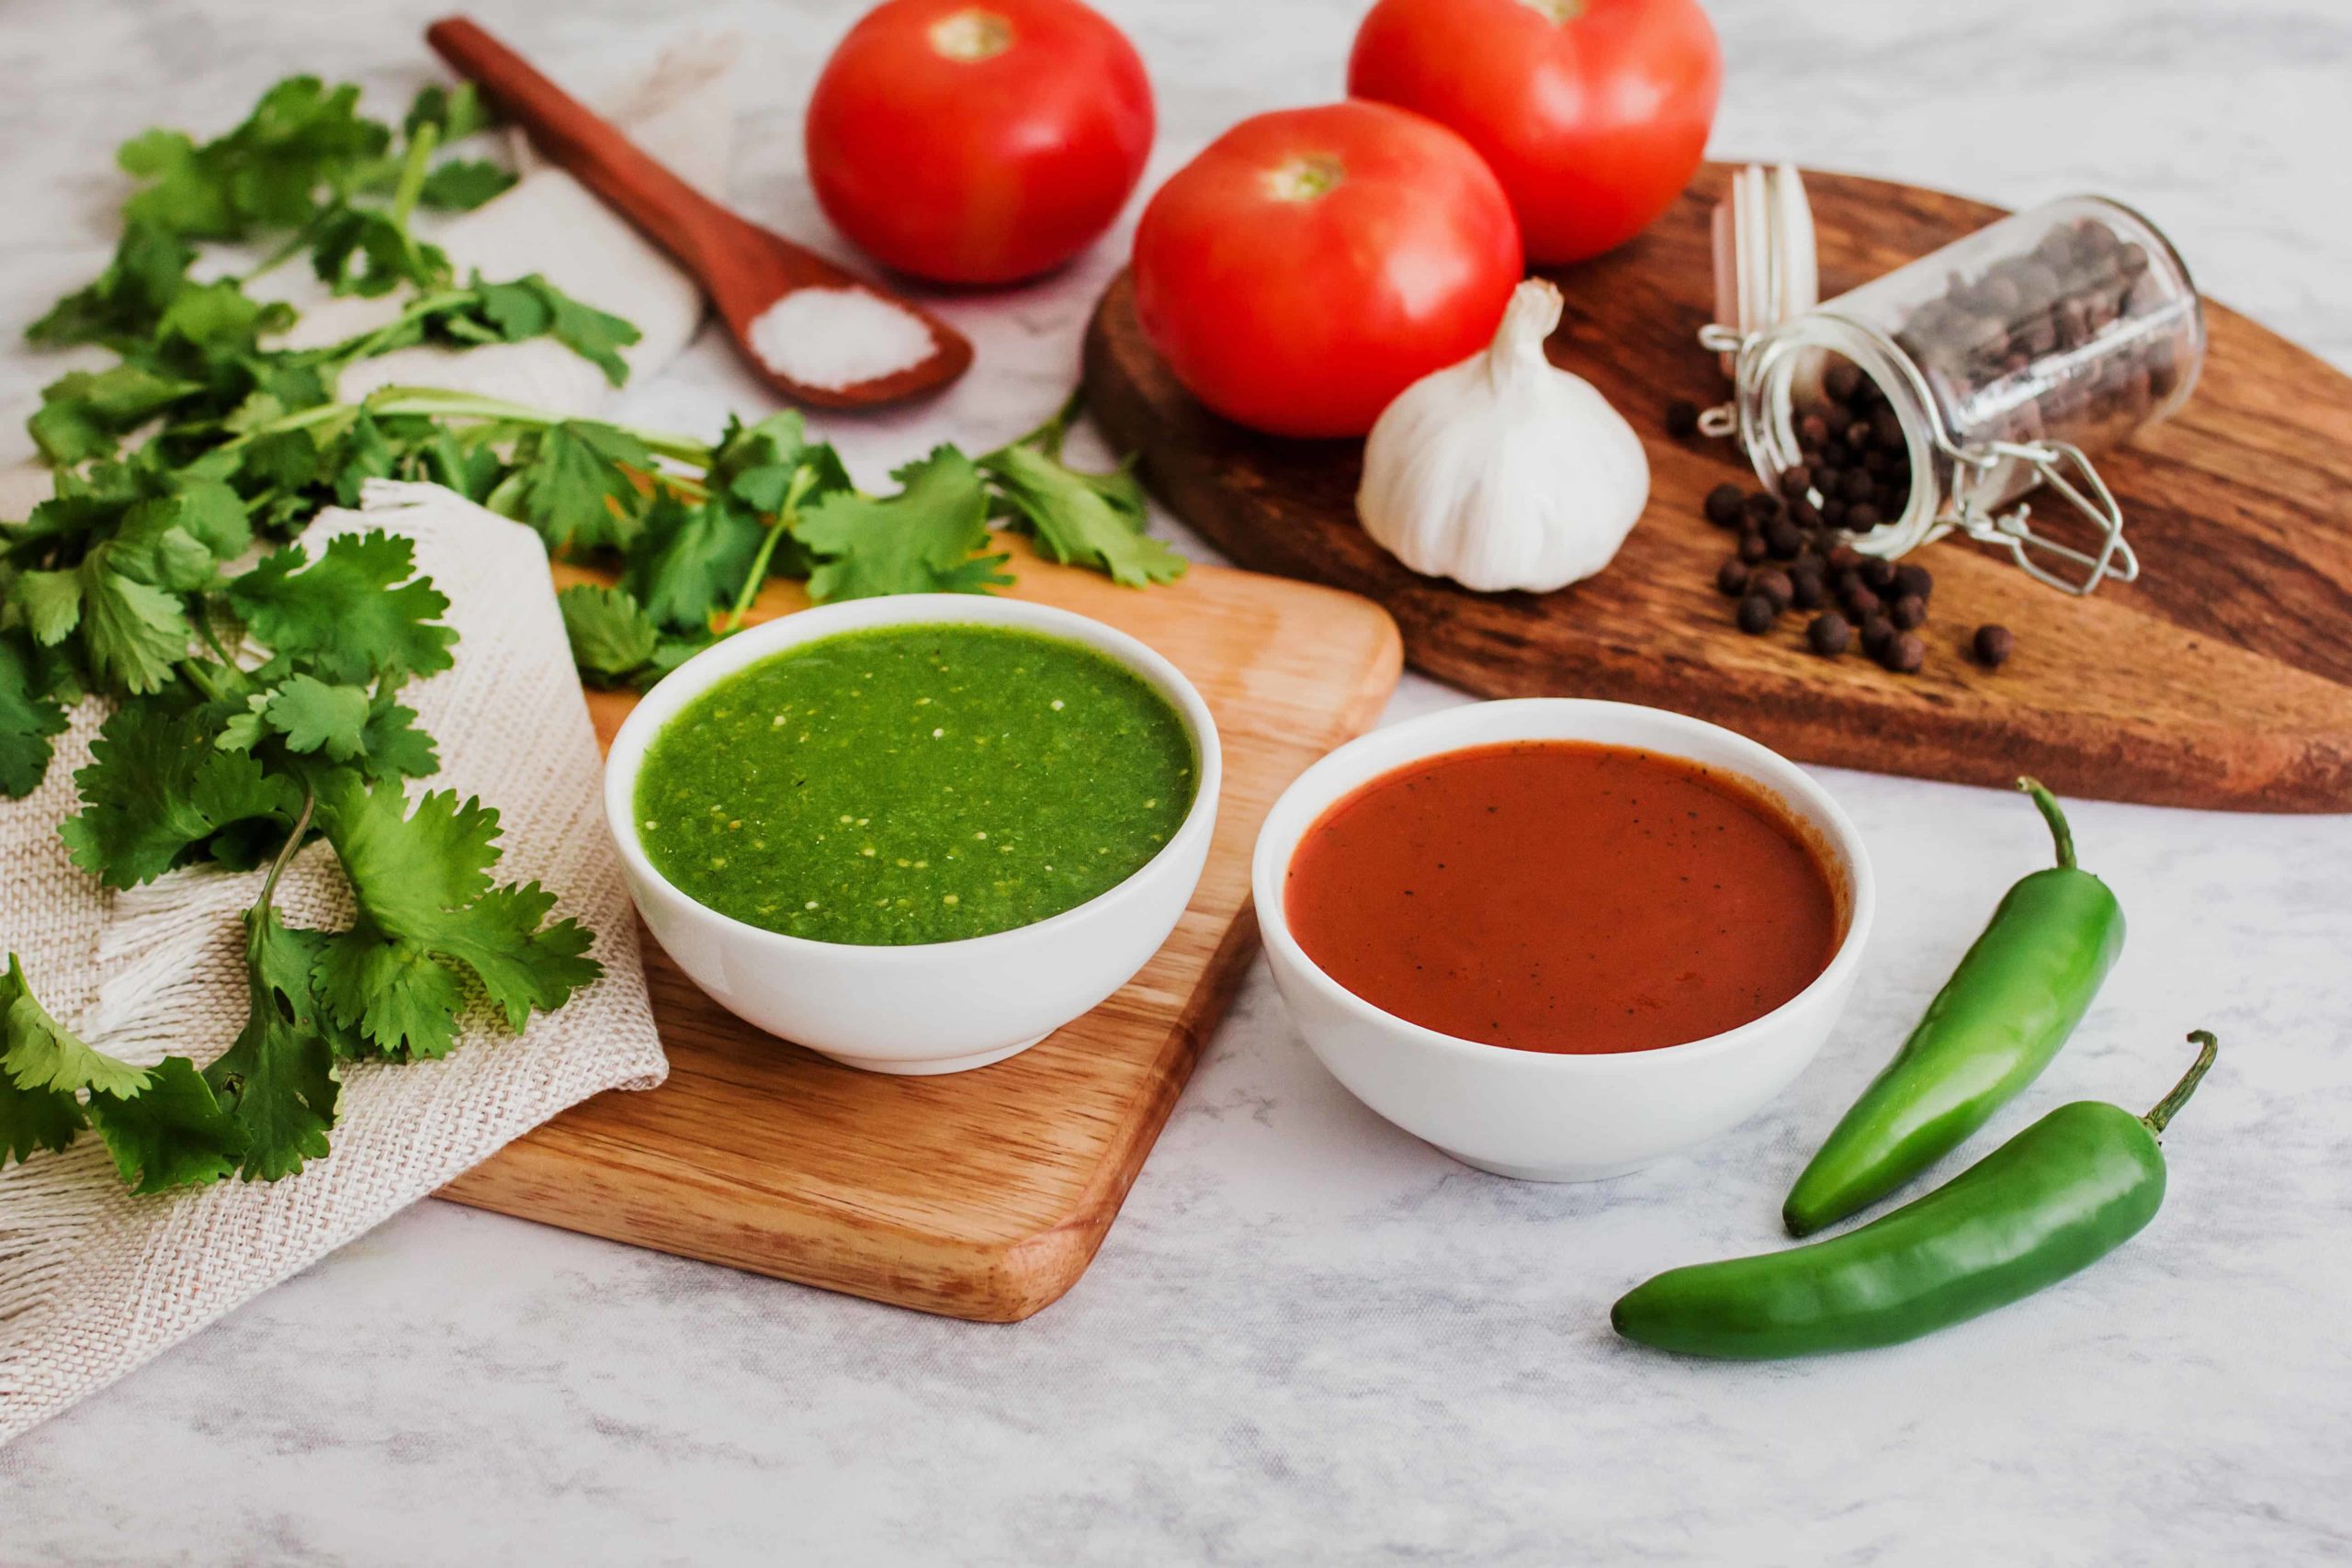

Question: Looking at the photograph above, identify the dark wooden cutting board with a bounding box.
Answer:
[1083,164,2352,812]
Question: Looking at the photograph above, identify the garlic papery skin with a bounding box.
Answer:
[1356,278,1651,594]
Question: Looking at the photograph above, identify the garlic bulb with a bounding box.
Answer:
[1357,279,1650,594]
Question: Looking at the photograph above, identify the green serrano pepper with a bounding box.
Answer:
[1611,1033,2216,1359]
[1782,778,2123,1236]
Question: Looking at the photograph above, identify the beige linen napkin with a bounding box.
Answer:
[0,479,665,1446]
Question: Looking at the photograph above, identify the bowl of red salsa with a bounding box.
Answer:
[1251,699,1875,1180]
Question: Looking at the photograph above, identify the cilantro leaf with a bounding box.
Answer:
[467,276,638,386]
[29,364,203,466]
[402,83,492,144]
[61,704,302,887]
[311,774,601,1059]
[203,908,342,1181]
[11,572,83,648]
[259,672,371,759]
[620,491,763,630]
[1,954,151,1100]
[28,221,194,349]
[0,634,71,798]
[356,692,438,782]
[978,440,1187,588]
[795,446,1011,603]
[559,584,659,687]
[0,1065,86,1166]
[309,204,452,298]
[487,421,651,549]
[119,76,389,242]
[0,955,127,1165]
[85,1055,244,1193]
[226,530,456,682]
[78,542,194,694]
[416,158,514,212]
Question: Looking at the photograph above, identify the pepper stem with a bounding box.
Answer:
[2143,1031,2219,1135]
[2017,776,2076,870]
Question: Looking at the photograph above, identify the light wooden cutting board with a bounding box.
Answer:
[440,540,1402,1320]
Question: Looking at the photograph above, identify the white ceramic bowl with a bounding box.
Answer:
[1252,699,1874,1180]
[605,595,1221,1075]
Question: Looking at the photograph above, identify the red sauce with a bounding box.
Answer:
[1283,740,1842,1055]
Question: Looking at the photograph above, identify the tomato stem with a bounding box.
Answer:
[929,9,1012,62]
[1263,155,1345,203]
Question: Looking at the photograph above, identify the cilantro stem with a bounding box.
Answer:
[178,657,228,703]
[256,790,317,912]
[358,387,714,467]
[1001,386,1086,462]
[320,288,476,367]
[239,224,321,288]
[721,463,820,633]
[390,122,437,231]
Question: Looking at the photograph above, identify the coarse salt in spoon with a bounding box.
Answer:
[426,16,973,410]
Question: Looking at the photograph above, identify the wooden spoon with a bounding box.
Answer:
[426,16,973,410]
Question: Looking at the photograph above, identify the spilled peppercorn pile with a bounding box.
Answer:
[1679,359,2013,674]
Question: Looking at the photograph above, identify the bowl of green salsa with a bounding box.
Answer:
[605,594,1220,1074]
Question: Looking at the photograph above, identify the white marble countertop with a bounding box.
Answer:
[4,0,2350,1562]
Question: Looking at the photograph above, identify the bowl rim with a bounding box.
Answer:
[603,592,1224,964]
[1250,697,1877,1071]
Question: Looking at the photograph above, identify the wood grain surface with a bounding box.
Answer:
[440,541,1401,1320]
[1083,164,2352,811]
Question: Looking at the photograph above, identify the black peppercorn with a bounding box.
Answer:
[1826,544,1860,573]
[1704,483,1746,527]
[1883,631,1928,673]
[1862,557,1899,592]
[1806,612,1852,657]
[1789,499,1822,529]
[1843,584,1883,620]
[1973,623,2016,667]
[1860,614,1895,660]
[1737,531,1770,564]
[1751,569,1794,612]
[1844,502,1882,533]
[1743,491,1784,524]
[1666,398,1701,437]
[1798,412,1830,446]
[1891,592,1928,630]
[1736,593,1778,635]
[1715,558,1751,597]
[1766,520,1804,559]
[1778,465,1813,499]
[1825,363,1862,402]
[1839,469,1874,503]
[1871,407,1905,448]
[1894,563,1933,602]
[1788,569,1826,611]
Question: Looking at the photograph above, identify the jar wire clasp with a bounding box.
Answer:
[1935,435,2140,596]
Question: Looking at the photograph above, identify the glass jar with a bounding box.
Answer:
[1712,196,2205,594]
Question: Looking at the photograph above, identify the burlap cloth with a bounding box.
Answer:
[0,480,667,1445]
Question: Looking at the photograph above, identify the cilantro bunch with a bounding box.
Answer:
[1,73,1182,1192]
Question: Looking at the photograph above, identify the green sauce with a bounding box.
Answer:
[633,623,1196,946]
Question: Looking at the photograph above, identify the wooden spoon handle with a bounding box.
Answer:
[426,16,756,282]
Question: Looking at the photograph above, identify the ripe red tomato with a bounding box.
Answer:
[1130,102,1521,439]
[805,0,1155,286]
[1348,0,1722,265]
